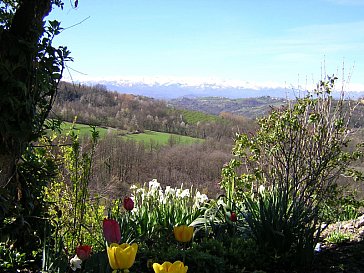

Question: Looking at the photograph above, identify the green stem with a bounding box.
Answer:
[182,242,186,264]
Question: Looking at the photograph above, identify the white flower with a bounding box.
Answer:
[195,191,208,204]
[148,179,160,190]
[180,189,190,198]
[70,255,82,271]
[314,243,321,252]
[130,184,138,190]
[165,186,176,196]
[258,185,265,195]
[176,188,182,198]
[217,198,225,206]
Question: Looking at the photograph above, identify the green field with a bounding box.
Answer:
[60,122,202,146]
[123,130,203,146]
[178,109,223,124]
[60,122,112,138]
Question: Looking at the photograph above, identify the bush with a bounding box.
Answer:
[221,77,363,269]
[42,125,106,272]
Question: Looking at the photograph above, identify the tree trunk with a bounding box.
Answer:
[0,154,16,187]
[0,0,52,188]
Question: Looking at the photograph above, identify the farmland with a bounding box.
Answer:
[61,121,203,146]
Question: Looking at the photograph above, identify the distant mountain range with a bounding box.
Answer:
[76,77,364,100]
[169,96,287,119]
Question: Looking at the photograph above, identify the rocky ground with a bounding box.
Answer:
[310,215,364,273]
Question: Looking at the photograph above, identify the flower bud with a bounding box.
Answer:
[123,196,134,211]
[230,212,237,222]
[103,218,121,244]
[76,245,92,261]
[173,225,194,243]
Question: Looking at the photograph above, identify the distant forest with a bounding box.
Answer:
[52,82,257,140]
[50,82,257,196]
[50,82,364,197]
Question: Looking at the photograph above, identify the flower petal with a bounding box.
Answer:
[174,225,194,243]
[153,261,188,273]
[152,263,163,273]
[107,244,119,270]
[170,261,187,273]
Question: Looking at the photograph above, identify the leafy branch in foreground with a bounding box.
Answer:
[0,0,72,187]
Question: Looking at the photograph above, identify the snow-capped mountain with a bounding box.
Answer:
[73,76,364,100]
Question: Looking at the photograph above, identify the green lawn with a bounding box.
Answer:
[178,109,222,124]
[60,122,202,146]
[123,130,203,146]
[60,122,112,138]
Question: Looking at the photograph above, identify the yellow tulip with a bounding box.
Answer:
[173,225,194,243]
[107,243,138,271]
[153,261,188,273]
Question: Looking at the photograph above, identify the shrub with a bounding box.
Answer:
[42,125,106,272]
[221,77,363,268]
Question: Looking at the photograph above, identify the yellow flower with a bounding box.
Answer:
[153,261,188,273]
[173,225,194,243]
[107,243,138,271]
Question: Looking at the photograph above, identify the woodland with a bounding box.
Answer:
[49,81,258,197]
[50,82,364,200]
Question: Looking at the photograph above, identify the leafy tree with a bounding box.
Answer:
[0,1,72,270]
[0,0,71,187]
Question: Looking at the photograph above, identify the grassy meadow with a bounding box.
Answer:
[60,121,203,146]
[123,130,203,145]
[60,122,111,138]
[178,109,223,124]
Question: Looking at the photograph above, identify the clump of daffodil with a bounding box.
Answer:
[107,243,138,273]
[173,225,194,243]
[153,261,188,273]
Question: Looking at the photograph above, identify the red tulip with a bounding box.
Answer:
[76,245,92,261]
[230,212,237,222]
[103,218,121,244]
[123,196,134,211]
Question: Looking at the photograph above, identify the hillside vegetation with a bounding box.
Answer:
[169,95,364,127]
[49,82,256,195]
[123,130,203,146]
[169,96,287,119]
[2,2,364,272]
[61,121,202,147]
[50,82,364,196]
[45,79,364,273]
[51,82,257,141]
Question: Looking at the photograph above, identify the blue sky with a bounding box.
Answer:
[50,0,364,90]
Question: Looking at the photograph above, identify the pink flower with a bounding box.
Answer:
[76,245,92,261]
[103,218,121,244]
[230,212,237,222]
[123,196,134,211]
